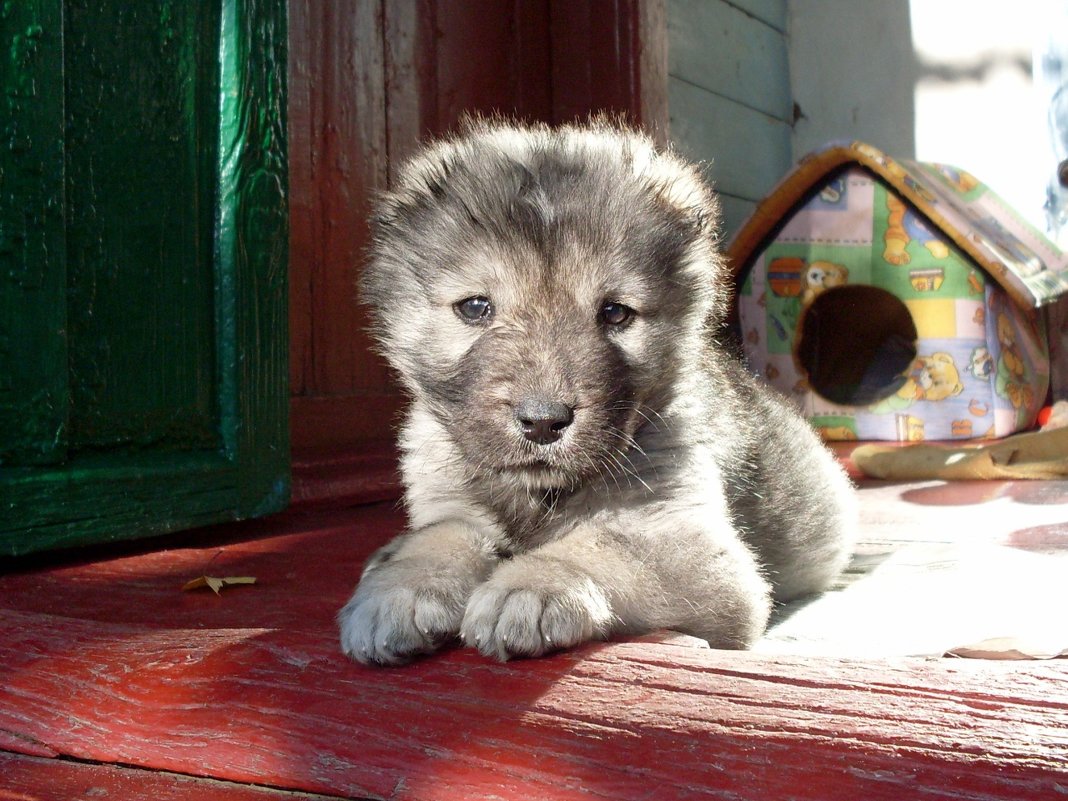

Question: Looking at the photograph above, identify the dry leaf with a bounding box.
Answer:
[182,575,257,595]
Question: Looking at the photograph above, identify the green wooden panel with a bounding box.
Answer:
[64,1,219,452]
[1,454,238,556]
[0,0,289,555]
[215,0,290,515]
[0,0,68,466]
[669,0,791,121]
[669,77,792,202]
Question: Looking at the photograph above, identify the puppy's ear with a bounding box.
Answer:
[638,149,721,245]
[369,163,449,230]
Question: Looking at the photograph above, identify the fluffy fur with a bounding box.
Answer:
[338,118,855,665]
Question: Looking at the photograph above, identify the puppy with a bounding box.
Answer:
[338,119,855,665]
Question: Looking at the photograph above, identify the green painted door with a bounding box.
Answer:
[0,0,289,555]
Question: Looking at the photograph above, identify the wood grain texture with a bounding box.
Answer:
[287,0,389,400]
[1,499,1066,800]
[1,0,289,555]
[432,0,551,130]
[0,752,349,801]
[0,504,394,630]
[64,1,219,452]
[0,0,68,466]
[382,0,431,182]
[0,453,237,555]
[214,0,290,517]
[289,395,404,454]
[550,0,642,124]
[639,0,670,141]
[665,0,792,241]
[289,438,401,510]
[1,608,1065,800]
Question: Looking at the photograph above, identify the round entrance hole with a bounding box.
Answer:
[796,285,918,407]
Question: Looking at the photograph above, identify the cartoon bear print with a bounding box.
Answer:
[800,261,849,305]
[967,346,994,380]
[899,352,965,403]
[870,352,964,414]
[994,312,1034,413]
[883,194,950,265]
[996,313,1026,379]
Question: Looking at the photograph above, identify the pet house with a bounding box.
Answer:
[729,142,1068,442]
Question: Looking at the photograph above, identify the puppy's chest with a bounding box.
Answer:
[490,487,588,551]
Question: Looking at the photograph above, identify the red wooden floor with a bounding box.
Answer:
[2,459,1068,800]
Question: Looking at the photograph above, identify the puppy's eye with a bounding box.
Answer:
[600,301,635,327]
[455,296,493,323]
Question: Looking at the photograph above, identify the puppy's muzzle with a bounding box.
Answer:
[514,398,574,446]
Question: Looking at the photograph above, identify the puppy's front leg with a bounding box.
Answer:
[461,515,772,660]
[338,521,500,665]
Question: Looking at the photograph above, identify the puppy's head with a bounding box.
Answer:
[362,119,725,488]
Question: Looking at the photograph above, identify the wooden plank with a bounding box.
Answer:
[0,0,68,466]
[550,0,641,124]
[289,1,408,451]
[63,2,220,451]
[290,444,402,509]
[727,0,786,32]
[3,484,1068,798]
[309,0,387,398]
[0,453,239,555]
[514,0,555,123]
[0,503,397,631]
[286,0,314,399]
[639,0,670,138]
[0,608,1065,800]
[669,76,792,202]
[289,394,404,454]
[0,515,380,645]
[215,0,290,516]
[383,0,438,180]
[669,0,791,121]
[0,752,349,801]
[431,0,553,130]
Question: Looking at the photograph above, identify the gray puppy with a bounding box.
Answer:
[338,119,854,665]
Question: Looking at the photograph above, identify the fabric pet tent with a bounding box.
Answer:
[728,141,1068,441]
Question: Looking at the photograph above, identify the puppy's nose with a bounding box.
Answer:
[515,399,574,445]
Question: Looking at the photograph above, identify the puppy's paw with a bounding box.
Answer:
[460,557,614,661]
[338,560,470,666]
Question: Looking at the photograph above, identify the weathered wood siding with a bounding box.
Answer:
[667,0,793,239]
